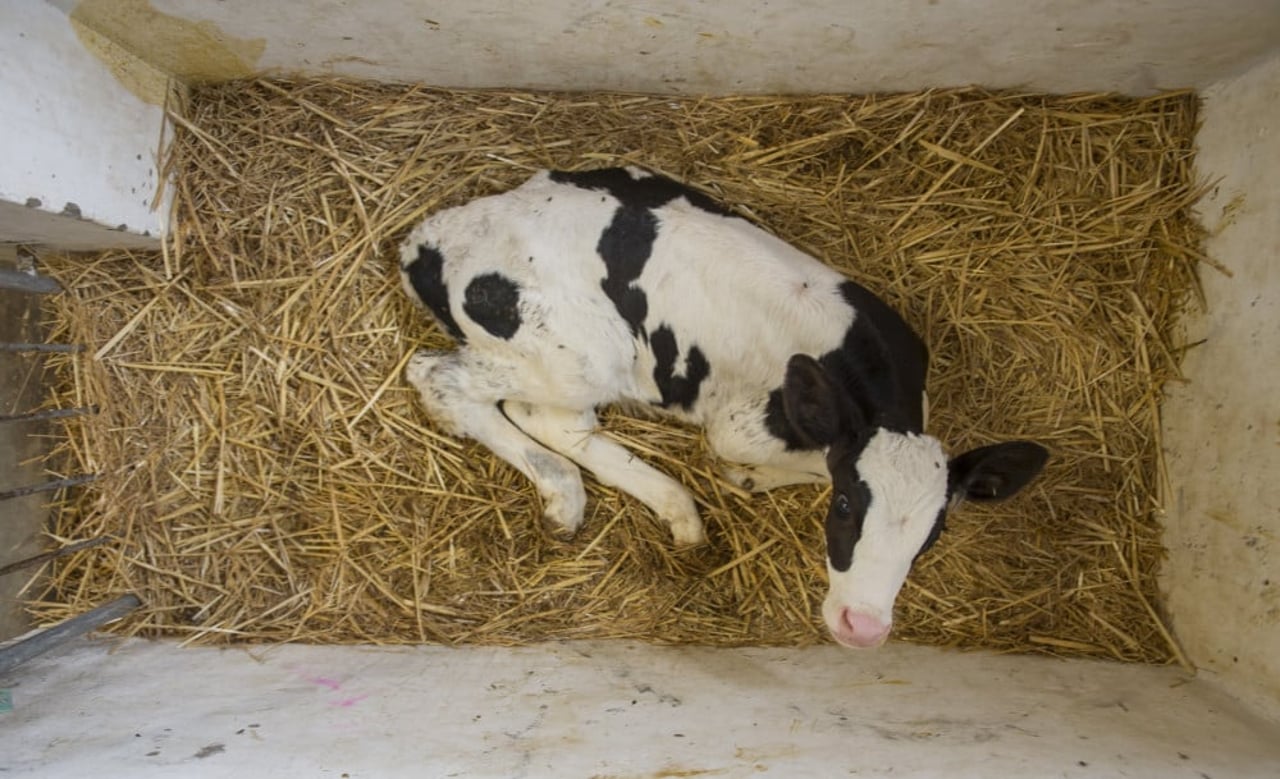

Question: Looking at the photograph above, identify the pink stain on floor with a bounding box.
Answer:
[306,676,343,691]
[296,671,371,708]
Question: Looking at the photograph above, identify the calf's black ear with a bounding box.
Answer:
[782,355,861,448]
[949,441,1049,502]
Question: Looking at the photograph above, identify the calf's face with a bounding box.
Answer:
[781,355,1049,648]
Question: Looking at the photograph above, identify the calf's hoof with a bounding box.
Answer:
[660,494,706,547]
[538,481,587,541]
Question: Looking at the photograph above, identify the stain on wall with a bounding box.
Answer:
[70,0,265,84]
[68,14,173,106]
[48,1,1280,96]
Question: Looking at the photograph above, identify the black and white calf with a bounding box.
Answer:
[399,167,1048,648]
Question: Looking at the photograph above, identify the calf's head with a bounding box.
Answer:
[781,355,1049,648]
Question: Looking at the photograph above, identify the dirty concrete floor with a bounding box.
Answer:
[0,245,51,641]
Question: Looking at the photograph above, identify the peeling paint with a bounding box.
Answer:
[70,0,265,84]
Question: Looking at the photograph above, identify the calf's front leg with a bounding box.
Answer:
[406,350,587,537]
[500,402,706,546]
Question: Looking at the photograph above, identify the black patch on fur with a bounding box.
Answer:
[549,167,735,217]
[462,273,522,340]
[405,244,465,342]
[817,281,929,433]
[552,168,737,337]
[761,282,927,451]
[821,425,881,572]
[650,325,710,410]
[764,388,814,451]
[596,205,656,337]
[824,475,872,573]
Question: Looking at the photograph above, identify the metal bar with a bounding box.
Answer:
[0,343,84,354]
[0,405,98,424]
[0,594,142,677]
[0,536,112,578]
[0,268,60,295]
[0,474,99,501]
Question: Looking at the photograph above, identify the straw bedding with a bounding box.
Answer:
[30,81,1205,663]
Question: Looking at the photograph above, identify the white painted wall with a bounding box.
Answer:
[0,2,165,249]
[74,0,1280,95]
[4,636,1280,778]
[1161,50,1280,725]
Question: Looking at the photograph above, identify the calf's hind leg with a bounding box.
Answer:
[405,350,587,537]
[501,402,706,546]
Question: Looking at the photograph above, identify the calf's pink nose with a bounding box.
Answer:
[840,609,890,648]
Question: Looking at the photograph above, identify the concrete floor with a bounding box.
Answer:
[0,245,51,641]
[2,636,1279,778]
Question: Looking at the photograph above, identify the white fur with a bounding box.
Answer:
[822,430,948,643]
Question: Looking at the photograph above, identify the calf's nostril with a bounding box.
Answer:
[839,608,889,646]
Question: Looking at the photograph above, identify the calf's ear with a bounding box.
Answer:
[782,355,861,448]
[949,441,1049,502]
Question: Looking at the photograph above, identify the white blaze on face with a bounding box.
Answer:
[823,429,949,648]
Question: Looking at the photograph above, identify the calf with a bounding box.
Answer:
[399,166,1048,648]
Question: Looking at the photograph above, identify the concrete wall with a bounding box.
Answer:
[0,2,166,249]
[62,0,1280,96]
[1161,51,1280,724]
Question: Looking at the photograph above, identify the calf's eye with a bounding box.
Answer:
[834,494,852,515]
